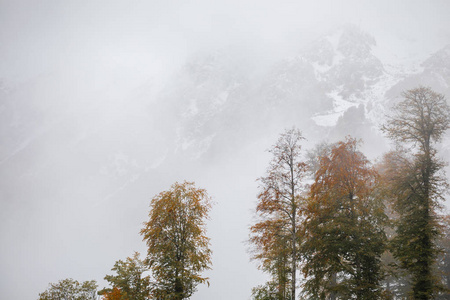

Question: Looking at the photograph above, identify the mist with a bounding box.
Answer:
[1,1,450,299]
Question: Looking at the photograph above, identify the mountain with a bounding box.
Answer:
[1,24,450,300]
[164,25,450,161]
[2,24,436,204]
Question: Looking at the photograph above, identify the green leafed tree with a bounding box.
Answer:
[38,278,97,300]
[140,181,212,300]
[250,218,292,300]
[302,138,386,300]
[251,282,282,300]
[382,86,450,299]
[99,252,151,300]
[249,128,308,300]
[437,214,450,299]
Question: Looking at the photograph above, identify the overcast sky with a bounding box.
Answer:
[2,0,450,83]
[1,1,450,300]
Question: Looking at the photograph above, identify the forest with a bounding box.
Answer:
[37,87,450,300]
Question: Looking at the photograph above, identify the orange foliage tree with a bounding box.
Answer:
[302,138,386,299]
[249,128,308,300]
[141,181,212,300]
[101,287,124,300]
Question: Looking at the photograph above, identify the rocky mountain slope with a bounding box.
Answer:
[1,24,450,300]
[165,25,450,162]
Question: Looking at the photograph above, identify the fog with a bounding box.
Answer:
[1,1,450,299]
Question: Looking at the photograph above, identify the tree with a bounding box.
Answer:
[101,287,124,300]
[251,282,281,300]
[377,154,412,299]
[250,218,292,300]
[437,215,450,299]
[302,138,386,300]
[382,86,450,299]
[249,128,308,300]
[38,278,97,300]
[304,141,332,177]
[140,181,212,300]
[99,252,151,300]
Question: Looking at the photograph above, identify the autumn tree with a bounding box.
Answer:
[101,287,124,300]
[38,278,97,300]
[304,141,332,176]
[250,219,292,300]
[99,252,151,300]
[302,138,386,300]
[382,86,450,299]
[141,181,212,300]
[249,128,308,300]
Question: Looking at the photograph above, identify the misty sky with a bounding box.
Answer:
[2,1,450,83]
[2,1,450,300]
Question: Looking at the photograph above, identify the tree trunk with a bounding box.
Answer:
[330,273,336,300]
[290,151,297,300]
[291,224,296,300]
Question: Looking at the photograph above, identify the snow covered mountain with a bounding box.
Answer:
[165,25,450,161]
[2,24,450,300]
[2,25,450,218]
[4,25,448,172]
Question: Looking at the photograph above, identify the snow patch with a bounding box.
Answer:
[312,112,345,127]
[311,88,359,127]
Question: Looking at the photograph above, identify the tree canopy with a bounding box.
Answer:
[99,252,151,300]
[38,278,97,300]
[302,138,386,300]
[141,181,212,300]
[249,128,307,300]
[382,86,450,299]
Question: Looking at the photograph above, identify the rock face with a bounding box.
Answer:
[2,25,450,192]
[2,24,450,300]
[164,25,450,161]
